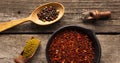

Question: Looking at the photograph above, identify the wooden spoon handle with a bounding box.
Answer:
[14,55,28,63]
[0,17,30,32]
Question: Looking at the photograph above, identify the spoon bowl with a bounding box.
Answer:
[30,2,64,25]
[0,2,64,32]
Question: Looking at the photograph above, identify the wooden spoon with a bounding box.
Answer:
[0,2,64,32]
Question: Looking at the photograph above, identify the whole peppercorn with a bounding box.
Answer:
[37,6,59,22]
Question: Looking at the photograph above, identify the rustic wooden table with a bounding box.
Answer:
[0,0,120,63]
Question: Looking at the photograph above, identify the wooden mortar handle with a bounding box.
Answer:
[0,17,30,32]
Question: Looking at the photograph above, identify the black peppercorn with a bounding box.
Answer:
[37,6,59,22]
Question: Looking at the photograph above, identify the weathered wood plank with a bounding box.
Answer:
[1,0,120,2]
[0,0,120,33]
[0,21,119,33]
[0,34,119,63]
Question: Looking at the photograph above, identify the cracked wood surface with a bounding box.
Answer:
[0,0,120,63]
[0,0,120,33]
[0,34,119,63]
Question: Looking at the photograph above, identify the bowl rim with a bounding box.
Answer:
[46,25,101,63]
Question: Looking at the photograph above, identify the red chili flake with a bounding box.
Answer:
[48,30,94,63]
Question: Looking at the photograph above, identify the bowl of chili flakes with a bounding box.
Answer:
[46,25,101,63]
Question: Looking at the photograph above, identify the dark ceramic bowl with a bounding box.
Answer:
[46,25,101,63]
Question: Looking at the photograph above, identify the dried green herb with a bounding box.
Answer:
[22,37,40,58]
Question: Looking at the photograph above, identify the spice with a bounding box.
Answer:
[22,37,40,58]
[48,30,94,63]
[37,6,59,22]
[14,37,41,63]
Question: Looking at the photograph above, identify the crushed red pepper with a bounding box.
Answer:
[48,30,94,63]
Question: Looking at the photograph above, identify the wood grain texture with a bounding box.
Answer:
[0,1,119,63]
[0,0,120,33]
[0,34,119,63]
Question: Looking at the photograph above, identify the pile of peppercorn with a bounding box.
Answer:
[37,6,59,22]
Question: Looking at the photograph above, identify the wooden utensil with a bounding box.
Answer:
[0,2,64,32]
[14,37,41,63]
